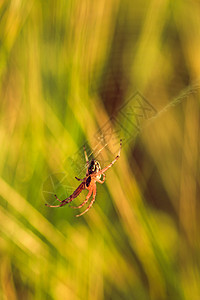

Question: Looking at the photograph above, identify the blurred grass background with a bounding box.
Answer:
[0,0,200,299]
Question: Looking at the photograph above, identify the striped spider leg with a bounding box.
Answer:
[45,139,122,217]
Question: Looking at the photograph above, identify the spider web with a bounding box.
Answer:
[42,81,200,209]
[42,172,77,206]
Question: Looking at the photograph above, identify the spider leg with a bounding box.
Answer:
[45,182,85,207]
[96,173,106,184]
[98,139,122,174]
[70,187,92,209]
[75,177,84,181]
[54,194,63,202]
[45,195,69,207]
[75,185,96,217]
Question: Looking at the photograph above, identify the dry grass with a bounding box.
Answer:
[0,1,200,299]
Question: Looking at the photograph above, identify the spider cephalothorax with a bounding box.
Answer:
[45,140,122,217]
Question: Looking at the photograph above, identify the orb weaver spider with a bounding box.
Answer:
[45,140,122,217]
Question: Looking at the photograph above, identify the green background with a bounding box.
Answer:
[0,1,200,299]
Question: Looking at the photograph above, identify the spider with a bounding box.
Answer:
[45,140,122,217]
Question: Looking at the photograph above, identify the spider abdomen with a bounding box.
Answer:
[88,160,101,175]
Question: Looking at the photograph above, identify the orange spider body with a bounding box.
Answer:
[45,140,122,217]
